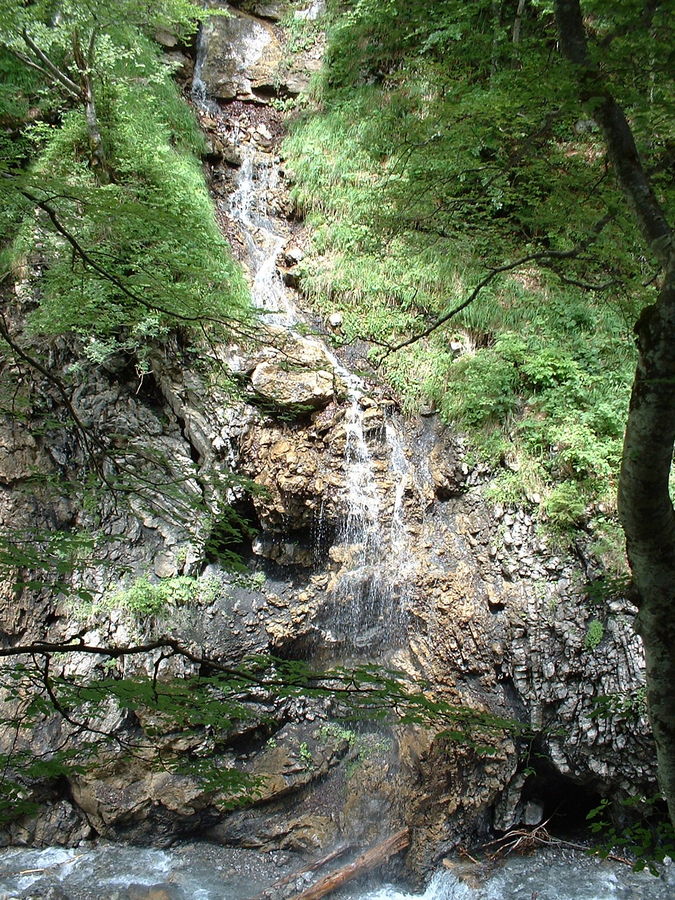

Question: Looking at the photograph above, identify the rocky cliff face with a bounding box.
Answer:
[0,0,657,879]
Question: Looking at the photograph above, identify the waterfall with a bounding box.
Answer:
[191,23,209,108]
[227,151,298,324]
[220,110,419,651]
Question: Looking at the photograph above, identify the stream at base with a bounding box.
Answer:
[0,844,672,900]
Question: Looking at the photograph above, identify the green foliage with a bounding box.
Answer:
[0,0,253,369]
[0,652,527,825]
[282,0,672,547]
[317,722,357,748]
[0,528,104,600]
[298,740,313,768]
[591,687,647,725]
[584,618,605,650]
[543,482,588,530]
[204,504,259,572]
[587,795,675,875]
[108,574,199,617]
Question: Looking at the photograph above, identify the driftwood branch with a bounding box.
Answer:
[288,829,410,900]
[248,844,353,900]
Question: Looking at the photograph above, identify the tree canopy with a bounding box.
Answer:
[0,0,252,372]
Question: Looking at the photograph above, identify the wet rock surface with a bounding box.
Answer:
[0,1,658,888]
[198,2,325,102]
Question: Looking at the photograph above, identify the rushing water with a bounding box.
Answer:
[221,113,419,649]
[1,844,672,899]
[350,851,675,900]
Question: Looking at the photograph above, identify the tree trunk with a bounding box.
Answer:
[72,29,114,184]
[618,261,675,825]
[512,0,527,44]
[81,77,112,183]
[288,829,410,900]
[554,0,675,826]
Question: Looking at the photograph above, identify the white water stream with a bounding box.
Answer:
[0,843,672,899]
[219,105,418,648]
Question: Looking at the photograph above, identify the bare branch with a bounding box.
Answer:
[21,30,83,99]
[377,214,613,360]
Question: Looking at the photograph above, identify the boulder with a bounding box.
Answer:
[247,327,347,410]
[199,3,325,100]
[247,2,289,21]
[251,360,336,409]
[200,8,284,101]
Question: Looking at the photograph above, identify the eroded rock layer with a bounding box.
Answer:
[0,0,656,881]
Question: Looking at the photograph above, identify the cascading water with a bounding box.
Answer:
[191,23,213,111]
[219,107,419,652]
[227,150,298,324]
[2,843,672,899]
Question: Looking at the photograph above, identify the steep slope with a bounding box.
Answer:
[0,0,661,879]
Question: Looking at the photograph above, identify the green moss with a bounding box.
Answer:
[109,574,200,617]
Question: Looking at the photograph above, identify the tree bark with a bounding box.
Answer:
[554,1,671,265]
[554,0,675,825]
[618,261,675,826]
[512,0,527,45]
[21,28,113,184]
[288,829,410,900]
[72,29,114,184]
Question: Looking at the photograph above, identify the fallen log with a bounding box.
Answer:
[247,843,353,900]
[288,828,410,900]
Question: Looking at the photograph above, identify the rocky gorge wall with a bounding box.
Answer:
[0,0,658,882]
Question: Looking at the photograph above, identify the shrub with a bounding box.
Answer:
[585,619,605,650]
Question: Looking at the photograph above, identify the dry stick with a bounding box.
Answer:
[247,843,353,900]
[288,829,410,900]
[481,823,632,867]
[16,854,86,876]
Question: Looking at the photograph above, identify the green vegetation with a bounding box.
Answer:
[283,0,671,548]
[587,795,675,874]
[0,0,252,371]
[591,687,647,725]
[0,651,522,825]
[584,618,605,650]
[108,574,199,617]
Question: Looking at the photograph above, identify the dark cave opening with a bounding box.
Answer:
[519,761,603,837]
[204,497,260,569]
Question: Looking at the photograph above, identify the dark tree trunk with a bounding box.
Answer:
[618,263,675,826]
[72,29,114,184]
[554,0,675,825]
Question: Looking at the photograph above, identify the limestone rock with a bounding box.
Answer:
[247,1,289,21]
[200,7,284,101]
[247,328,347,410]
[0,423,48,482]
[199,3,325,101]
[251,360,336,409]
